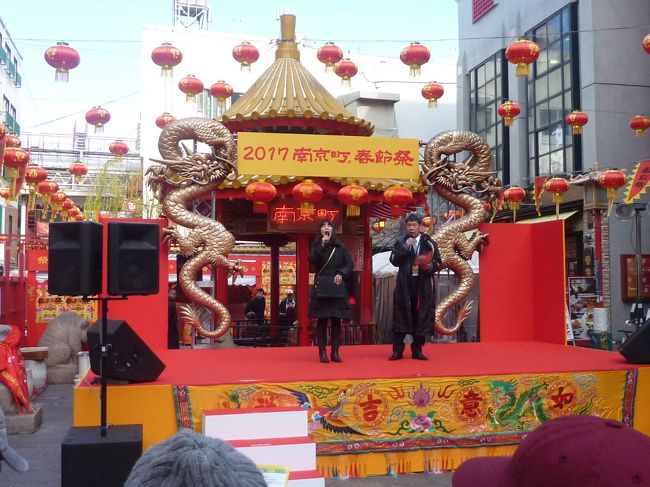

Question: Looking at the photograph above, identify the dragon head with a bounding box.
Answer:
[422,130,502,198]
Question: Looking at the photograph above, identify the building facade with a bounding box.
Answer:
[456,0,650,341]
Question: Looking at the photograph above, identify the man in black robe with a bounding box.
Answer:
[389,213,442,360]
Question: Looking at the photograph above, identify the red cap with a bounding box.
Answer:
[453,415,650,487]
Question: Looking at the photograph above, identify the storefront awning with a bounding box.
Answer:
[515,210,579,224]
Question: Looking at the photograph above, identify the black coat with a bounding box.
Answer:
[308,239,353,320]
[390,233,442,336]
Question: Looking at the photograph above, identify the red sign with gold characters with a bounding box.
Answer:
[268,198,342,233]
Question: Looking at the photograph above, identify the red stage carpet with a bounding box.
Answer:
[150,342,634,385]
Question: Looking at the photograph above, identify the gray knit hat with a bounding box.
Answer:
[125,429,267,487]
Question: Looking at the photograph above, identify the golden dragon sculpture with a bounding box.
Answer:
[147,117,241,339]
[421,130,502,335]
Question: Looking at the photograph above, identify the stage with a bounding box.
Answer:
[73,342,650,477]
[71,220,650,477]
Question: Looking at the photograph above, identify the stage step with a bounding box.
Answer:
[227,436,316,471]
[289,469,325,487]
[203,406,308,440]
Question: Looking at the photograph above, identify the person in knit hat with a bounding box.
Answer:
[125,429,266,487]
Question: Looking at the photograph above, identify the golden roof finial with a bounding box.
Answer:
[276,14,300,60]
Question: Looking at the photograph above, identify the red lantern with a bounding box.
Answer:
[371,220,386,232]
[109,140,129,161]
[75,213,86,222]
[629,114,650,137]
[421,216,436,228]
[61,198,75,219]
[317,42,343,72]
[44,41,80,82]
[151,42,183,78]
[38,179,58,217]
[5,133,21,148]
[3,147,29,198]
[498,100,521,127]
[245,181,277,213]
[156,112,176,129]
[503,185,526,221]
[232,41,259,72]
[337,184,369,217]
[644,33,650,54]
[505,38,541,77]
[210,81,234,110]
[400,42,430,77]
[179,75,204,102]
[67,206,81,221]
[85,106,111,133]
[68,161,88,182]
[421,82,444,108]
[24,165,48,211]
[383,185,413,217]
[598,169,627,216]
[334,58,358,87]
[544,177,570,218]
[292,179,323,213]
[50,191,67,220]
[566,110,588,135]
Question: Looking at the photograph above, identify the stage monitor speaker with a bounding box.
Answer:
[107,222,159,296]
[619,321,650,364]
[88,319,165,382]
[48,221,103,296]
[62,425,142,487]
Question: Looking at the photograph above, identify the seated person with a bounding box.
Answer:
[244,288,266,321]
[279,290,297,324]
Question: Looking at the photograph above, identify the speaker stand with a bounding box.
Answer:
[84,295,126,437]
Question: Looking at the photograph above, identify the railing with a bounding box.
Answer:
[229,320,376,347]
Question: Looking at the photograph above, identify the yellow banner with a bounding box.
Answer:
[237,132,420,179]
[174,370,633,455]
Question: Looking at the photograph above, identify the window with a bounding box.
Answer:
[196,89,242,118]
[472,0,497,23]
[468,52,508,183]
[526,3,580,178]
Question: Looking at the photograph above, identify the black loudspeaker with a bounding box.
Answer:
[62,425,142,487]
[619,321,650,364]
[88,319,165,382]
[48,221,103,296]
[107,222,160,296]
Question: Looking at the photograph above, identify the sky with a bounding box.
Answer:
[2,0,459,140]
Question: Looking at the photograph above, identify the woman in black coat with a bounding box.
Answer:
[308,220,353,363]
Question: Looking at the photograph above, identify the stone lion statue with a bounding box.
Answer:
[37,312,89,384]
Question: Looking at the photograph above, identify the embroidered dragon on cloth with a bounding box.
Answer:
[147,118,241,339]
[421,131,502,335]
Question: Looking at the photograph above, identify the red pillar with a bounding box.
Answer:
[270,243,280,337]
[297,234,311,346]
[360,206,373,323]
[215,199,229,309]
[594,209,604,304]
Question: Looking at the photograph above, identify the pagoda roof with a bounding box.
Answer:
[220,14,373,137]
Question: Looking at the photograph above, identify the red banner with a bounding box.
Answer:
[624,160,650,203]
